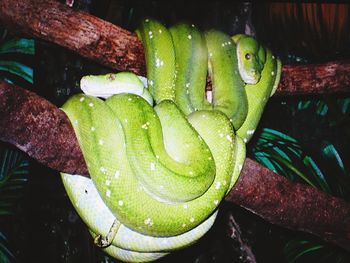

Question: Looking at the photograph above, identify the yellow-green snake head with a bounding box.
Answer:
[233,34,266,84]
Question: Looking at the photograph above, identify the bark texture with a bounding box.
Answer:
[0,81,87,175]
[1,0,350,96]
[0,0,146,75]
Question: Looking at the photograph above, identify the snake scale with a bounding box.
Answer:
[60,19,281,262]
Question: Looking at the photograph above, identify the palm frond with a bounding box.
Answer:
[0,38,34,55]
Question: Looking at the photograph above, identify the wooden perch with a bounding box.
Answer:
[1,0,350,96]
[0,0,350,253]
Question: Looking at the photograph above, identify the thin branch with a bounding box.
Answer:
[1,0,350,96]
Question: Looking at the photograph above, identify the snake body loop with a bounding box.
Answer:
[61,18,281,262]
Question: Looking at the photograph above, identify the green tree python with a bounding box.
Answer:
[60,19,281,262]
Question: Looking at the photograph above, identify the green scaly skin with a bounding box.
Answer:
[169,23,210,115]
[60,18,281,262]
[137,19,176,103]
[236,48,282,142]
[205,30,248,130]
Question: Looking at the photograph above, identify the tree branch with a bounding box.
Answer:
[1,0,350,253]
[1,80,350,252]
[1,0,350,96]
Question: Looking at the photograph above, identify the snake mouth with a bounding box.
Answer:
[237,62,260,85]
[242,72,260,85]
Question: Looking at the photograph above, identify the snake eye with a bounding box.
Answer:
[245,53,251,60]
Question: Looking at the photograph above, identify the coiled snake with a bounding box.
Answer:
[60,19,281,262]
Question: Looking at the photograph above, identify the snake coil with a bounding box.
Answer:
[60,19,281,262]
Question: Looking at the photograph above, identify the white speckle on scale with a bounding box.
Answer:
[208,156,212,160]
[226,135,233,142]
[150,162,156,170]
[183,204,189,209]
[159,29,162,33]
[144,218,153,226]
[106,189,111,197]
[215,181,222,190]
[80,97,85,102]
[105,179,111,186]
[114,170,120,178]
[98,139,104,145]
[188,34,192,39]
[124,119,128,123]
[88,102,94,107]
[190,217,195,223]
[219,133,224,138]
[189,171,193,175]
[141,123,149,129]
[118,200,124,206]
[128,98,132,101]
[100,167,107,174]
[191,24,195,27]
[74,120,78,125]
[156,155,160,159]
[145,19,149,22]
[243,138,248,143]
[214,200,219,205]
[185,83,190,88]
[182,223,187,227]
[271,71,275,76]
[148,80,154,86]
[155,58,164,67]
[247,129,255,135]
[91,127,95,131]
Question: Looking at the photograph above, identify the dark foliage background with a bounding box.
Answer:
[0,1,350,263]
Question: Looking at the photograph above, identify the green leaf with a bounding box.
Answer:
[303,156,331,193]
[284,239,323,263]
[321,144,345,172]
[0,233,14,263]
[297,100,312,110]
[0,60,33,83]
[337,98,350,114]
[0,38,34,55]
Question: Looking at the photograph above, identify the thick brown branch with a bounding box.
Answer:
[1,80,350,252]
[0,0,146,75]
[1,0,350,96]
[228,159,350,252]
[0,81,87,175]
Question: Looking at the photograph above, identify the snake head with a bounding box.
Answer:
[234,35,266,84]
